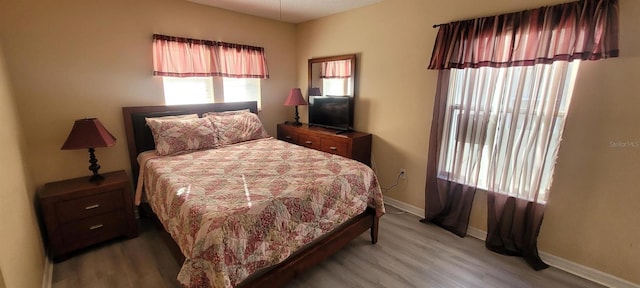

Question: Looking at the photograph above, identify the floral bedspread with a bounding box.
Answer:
[142,138,385,287]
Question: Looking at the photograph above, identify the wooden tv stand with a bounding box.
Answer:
[277,123,372,166]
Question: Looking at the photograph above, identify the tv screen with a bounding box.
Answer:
[308,96,352,131]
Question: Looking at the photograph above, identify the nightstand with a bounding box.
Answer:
[38,170,138,261]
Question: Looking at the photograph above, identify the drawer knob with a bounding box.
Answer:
[329,146,337,150]
[285,136,291,139]
[89,224,104,230]
[85,204,100,210]
[305,141,313,145]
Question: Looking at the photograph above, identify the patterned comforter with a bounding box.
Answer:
[142,138,385,287]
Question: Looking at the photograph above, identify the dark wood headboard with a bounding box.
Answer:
[122,101,258,181]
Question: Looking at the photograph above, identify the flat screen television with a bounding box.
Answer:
[308,96,353,131]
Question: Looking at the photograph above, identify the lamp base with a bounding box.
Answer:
[87,147,104,182]
[285,121,303,126]
[89,173,104,182]
[292,105,303,126]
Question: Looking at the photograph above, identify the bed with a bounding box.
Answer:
[122,101,384,287]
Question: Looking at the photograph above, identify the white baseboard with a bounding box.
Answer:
[42,252,52,288]
[538,252,640,288]
[383,197,424,217]
[466,226,487,240]
[384,197,640,288]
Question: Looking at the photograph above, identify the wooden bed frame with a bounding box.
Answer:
[122,101,380,287]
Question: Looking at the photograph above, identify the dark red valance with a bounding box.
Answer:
[428,0,619,70]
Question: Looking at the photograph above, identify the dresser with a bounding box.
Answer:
[277,123,372,166]
[39,170,137,261]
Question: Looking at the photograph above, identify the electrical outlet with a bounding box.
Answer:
[399,169,406,178]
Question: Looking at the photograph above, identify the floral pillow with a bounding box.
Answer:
[201,109,250,118]
[204,111,270,146]
[145,117,218,156]
[148,113,198,120]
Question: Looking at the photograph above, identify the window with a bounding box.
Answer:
[437,61,580,203]
[162,77,261,108]
[162,77,214,105]
[222,78,260,104]
[322,78,351,96]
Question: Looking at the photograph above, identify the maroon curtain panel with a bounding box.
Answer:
[421,71,477,237]
[486,193,548,270]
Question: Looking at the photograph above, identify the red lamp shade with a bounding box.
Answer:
[284,88,307,106]
[284,88,307,126]
[61,118,116,182]
[61,118,116,150]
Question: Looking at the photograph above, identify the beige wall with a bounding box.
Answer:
[0,42,44,288]
[0,0,297,187]
[297,0,640,284]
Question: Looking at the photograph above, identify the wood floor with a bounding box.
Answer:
[52,205,604,288]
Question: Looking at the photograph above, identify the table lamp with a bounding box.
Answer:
[284,88,307,126]
[61,118,116,182]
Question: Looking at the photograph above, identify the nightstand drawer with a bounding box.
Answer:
[299,135,321,150]
[280,133,299,144]
[60,211,126,252]
[320,139,349,157]
[56,190,124,223]
[277,125,300,144]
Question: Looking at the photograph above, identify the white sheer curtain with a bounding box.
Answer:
[437,61,580,204]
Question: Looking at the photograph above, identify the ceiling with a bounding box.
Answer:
[186,0,384,23]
